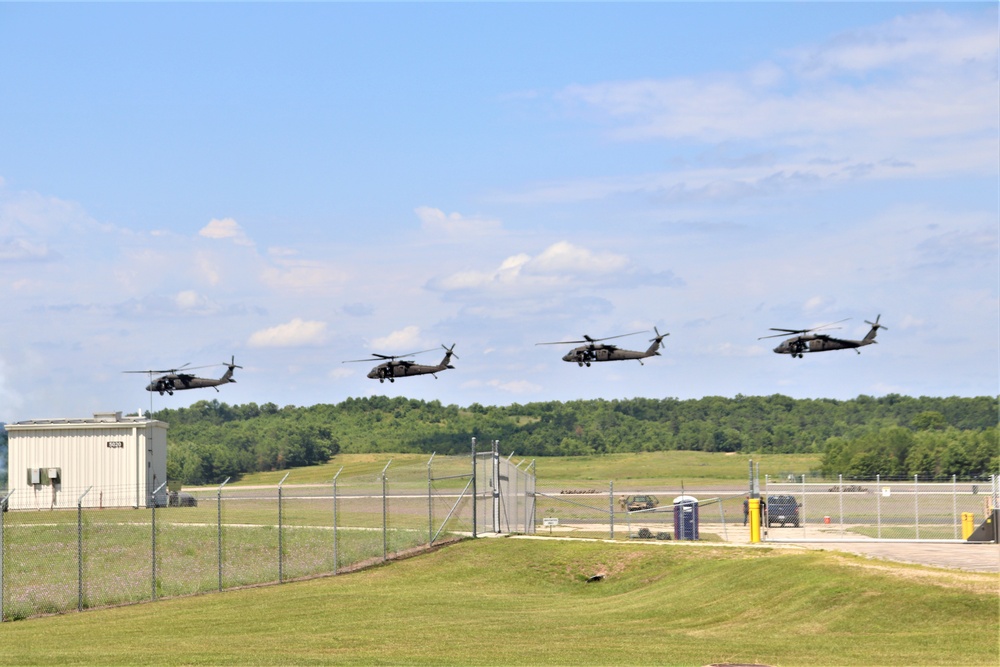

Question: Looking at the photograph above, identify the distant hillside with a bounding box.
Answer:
[152,395,998,485]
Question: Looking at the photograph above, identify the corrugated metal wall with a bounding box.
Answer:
[6,419,167,509]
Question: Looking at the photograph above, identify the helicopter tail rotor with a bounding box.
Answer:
[649,326,669,343]
[864,314,888,331]
[863,315,887,342]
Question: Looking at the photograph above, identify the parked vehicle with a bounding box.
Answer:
[766,494,800,527]
[622,494,659,512]
[168,491,198,508]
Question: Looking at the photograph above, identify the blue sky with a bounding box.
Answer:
[0,3,996,421]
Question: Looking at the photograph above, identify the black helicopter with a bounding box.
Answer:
[760,315,887,358]
[344,344,457,383]
[126,357,242,395]
[537,328,669,367]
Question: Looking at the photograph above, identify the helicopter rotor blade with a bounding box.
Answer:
[588,330,647,342]
[536,330,647,346]
[758,318,850,340]
[343,347,438,364]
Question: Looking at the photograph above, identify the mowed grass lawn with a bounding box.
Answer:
[0,538,995,666]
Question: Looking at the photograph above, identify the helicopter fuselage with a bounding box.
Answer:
[368,362,454,382]
[367,348,456,382]
[146,366,238,395]
[562,337,665,367]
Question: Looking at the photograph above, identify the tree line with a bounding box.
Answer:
[145,395,998,485]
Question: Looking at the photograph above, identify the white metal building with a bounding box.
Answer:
[5,411,167,510]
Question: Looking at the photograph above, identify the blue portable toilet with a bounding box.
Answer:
[673,495,699,540]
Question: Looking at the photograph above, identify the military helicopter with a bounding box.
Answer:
[125,357,242,395]
[537,328,669,367]
[344,344,457,383]
[759,315,887,358]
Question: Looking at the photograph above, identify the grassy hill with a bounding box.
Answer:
[229,450,822,489]
[0,538,994,666]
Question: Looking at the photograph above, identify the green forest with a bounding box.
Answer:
[1,394,995,488]
[131,394,999,485]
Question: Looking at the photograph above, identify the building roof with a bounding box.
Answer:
[6,412,167,430]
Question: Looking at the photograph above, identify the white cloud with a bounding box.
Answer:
[173,290,222,315]
[790,11,996,76]
[416,206,503,236]
[0,238,50,262]
[328,367,354,380]
[527,241,628,275]
[370,326,423,351]
[561,12,997,148]
[533,9,998,209]
[199,218,254,246]
[248,318,328,348]
[803,296,836,313]
[428,241,680,295]
[260,258,348,292]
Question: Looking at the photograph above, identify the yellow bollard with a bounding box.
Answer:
[961,512,975,540]
[749,497,761,543]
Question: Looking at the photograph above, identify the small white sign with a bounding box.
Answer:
[882,487,891,497]
[542,517,559,527]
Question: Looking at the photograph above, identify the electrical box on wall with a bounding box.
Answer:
[26,468,61,485]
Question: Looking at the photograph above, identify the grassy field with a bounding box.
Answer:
[0,538,994,666]
[232,450,822,489]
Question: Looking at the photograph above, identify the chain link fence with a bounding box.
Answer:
[535,486,751,542]
[1,452,533,621]
[763,473,999,542]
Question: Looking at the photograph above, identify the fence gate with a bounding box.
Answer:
[473,439,535,536]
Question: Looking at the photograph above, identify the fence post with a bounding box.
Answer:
[0,489,12,622]
[763,474,769,537]
[994,474,998,517]
[718,495,728,541]
[151,481,167,601]
[381,460,392,561]
[801,474,806,538]
[838,474,844,538]
[427,453,436,545]
[876,473,881,539]
[492,440,500,533]
[609,481,614,540]
[332,467,343,574]
[278,472,290,584]
[471,438,477,538]
[76,486,92,612]
[530,460,537,532]
[952,474,958,540]
[217,477,230,592]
